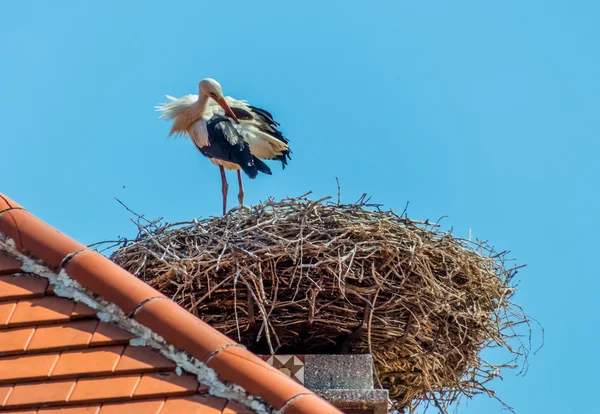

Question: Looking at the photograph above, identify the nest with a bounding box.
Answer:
[108,194,534,412]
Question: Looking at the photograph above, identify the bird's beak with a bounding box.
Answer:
[215,97,240,124]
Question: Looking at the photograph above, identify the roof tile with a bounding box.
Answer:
[133,372,198,398]
[0,211,21,250]
[0,301,17,328]
[98,399,164,414]
[90,322,134,346]
[0,384,13,405]
[207,346,309,410]
[71,302,97,319]
[28,319,98,352]
[0,194,22,211]
[160,395,227,414]
[114,346,175,374]
[0,209,85,272]
[222,400,254,413]
[1,410,37,414]
[0,326,35,356]
[38,406,101,413]
[0,193,341,414]
[5,379,76,408]
[0,253,21,275]
[0,353,59,383]
[9,297,75,327]
[282,394,341,414]
[134,299,234,363]
[69,374,141,403]
[50,346,124,378]
[0,275,48,301]
[64,250,165,315]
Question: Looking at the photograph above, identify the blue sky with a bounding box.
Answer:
[2,1,598,412]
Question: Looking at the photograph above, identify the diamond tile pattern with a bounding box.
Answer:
[260,355,306,384]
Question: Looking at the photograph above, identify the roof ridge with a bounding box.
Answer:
[0,193,341,414]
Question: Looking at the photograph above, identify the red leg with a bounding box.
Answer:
[237,169,245,206]
[220,165,228,215]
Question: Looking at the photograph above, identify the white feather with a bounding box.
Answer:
[156,93,289,160]
[154,94,198,119]
[190,118,209,148]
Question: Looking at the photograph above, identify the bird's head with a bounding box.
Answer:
[199,78,223,97]
[199,78,239,123]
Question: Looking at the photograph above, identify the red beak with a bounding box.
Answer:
[215,97,240,124]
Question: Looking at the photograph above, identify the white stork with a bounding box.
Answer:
[155,78,290,215]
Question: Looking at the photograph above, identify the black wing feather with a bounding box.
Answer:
[230,107,254,121]
[201,115,271,179]
[248,105,279,126]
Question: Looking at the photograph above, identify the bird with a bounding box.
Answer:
[155,78,291,215]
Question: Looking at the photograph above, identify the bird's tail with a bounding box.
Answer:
[275,150,292,169]
[240,156,272,179]
[253,156,272,176]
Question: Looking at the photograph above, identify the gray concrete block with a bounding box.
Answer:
[304,354,374,390]
[316,389,389,414]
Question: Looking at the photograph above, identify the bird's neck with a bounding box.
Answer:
[170,93,210,135]
[194,93,209,115]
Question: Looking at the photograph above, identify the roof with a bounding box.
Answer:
[0,193,341,414]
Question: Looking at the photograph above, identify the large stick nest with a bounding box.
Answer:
[108,194,534,412]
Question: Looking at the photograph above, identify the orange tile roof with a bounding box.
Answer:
[0,193,342,414]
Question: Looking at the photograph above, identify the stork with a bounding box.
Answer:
[155,78,290,215]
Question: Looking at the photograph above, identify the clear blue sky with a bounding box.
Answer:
[2,1,598,412]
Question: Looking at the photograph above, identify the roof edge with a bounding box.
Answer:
[0,192,341,414]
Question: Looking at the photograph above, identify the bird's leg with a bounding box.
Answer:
[237,169,245,207]
[220,165,228,215]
